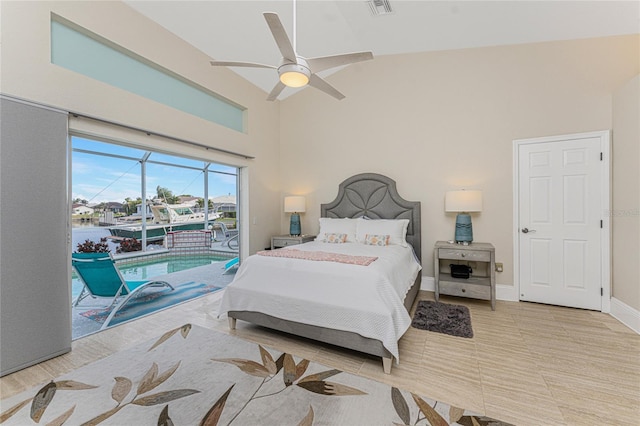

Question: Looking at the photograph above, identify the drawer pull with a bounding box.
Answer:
[461,253,466,258]
[461,288,466,293]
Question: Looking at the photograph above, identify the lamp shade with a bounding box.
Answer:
[284,196,306,213]
[445,190,482,213]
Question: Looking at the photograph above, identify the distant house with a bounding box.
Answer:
[72,204,94,215]
[104,202,125,213]
[211,194,236,215]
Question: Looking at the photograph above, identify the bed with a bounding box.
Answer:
[219,173,422,373]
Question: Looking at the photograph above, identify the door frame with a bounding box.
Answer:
[512,130,611,313]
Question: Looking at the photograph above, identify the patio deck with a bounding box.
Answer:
[72,239,238,339]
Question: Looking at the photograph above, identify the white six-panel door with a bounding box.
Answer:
[515,132,609,311]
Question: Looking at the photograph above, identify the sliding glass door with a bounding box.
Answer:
[71,135,239,338]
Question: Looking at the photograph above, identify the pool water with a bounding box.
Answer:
[72,254,229,298]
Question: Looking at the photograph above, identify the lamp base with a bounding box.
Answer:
[289,213,301,236]
[454,212,473,244]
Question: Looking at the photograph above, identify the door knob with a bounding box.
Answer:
[521,228,536,234]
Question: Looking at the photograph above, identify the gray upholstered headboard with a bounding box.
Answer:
[320,173,422,261]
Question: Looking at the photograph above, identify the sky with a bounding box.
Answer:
[72,137,237,205]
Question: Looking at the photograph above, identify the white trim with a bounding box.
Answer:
[238,166,250,263]
[601,131,612,313]
[610,297,640,334]
[496,283,519,302]
[420,275,435,292]
[512,130,611,312]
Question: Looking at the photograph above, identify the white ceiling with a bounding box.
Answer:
[125,1,639,99]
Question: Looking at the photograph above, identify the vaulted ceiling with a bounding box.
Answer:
[125,1,639,99]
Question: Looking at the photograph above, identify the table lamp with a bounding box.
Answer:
[284,196,306,236]
[445,190,482,244]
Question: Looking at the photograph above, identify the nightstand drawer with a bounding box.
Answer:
[272,238,296,248]
[439,280,491,300]
[439,248,491,262]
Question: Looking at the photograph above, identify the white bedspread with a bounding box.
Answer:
[218,241,422,361]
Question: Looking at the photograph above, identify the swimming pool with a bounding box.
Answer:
[72,253,231,298]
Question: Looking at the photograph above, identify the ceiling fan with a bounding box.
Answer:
[210,1,373,101]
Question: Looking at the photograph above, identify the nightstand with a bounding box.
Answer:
[434,241,496,310]
[271,235,316,250]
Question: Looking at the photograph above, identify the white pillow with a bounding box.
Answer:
[356,218,409,247]
[316,217,357,243]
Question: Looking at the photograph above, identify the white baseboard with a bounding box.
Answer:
[420,275,435,292]
[496,284,519,301]
[610,297,640,334]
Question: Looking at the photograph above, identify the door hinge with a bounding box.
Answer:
[600,220,603,228]
[600,152,603,161]
[601,288,603,296]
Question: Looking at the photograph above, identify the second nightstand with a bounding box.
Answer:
[271,235,316,250]
[434,241,496,310]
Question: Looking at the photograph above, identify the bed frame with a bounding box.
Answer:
[228,173,421,373]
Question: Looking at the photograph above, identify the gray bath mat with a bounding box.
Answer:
[411,300,473,338]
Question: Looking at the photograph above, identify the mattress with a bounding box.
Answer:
[218,240,422,360]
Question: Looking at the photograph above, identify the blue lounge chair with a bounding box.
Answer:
[72,252,174,329]
[223,256,239,274]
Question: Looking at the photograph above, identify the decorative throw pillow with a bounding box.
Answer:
[322,233,348,244]
[363,234,390,246]
[356,218,409,247]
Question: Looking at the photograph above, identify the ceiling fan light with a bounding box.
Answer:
[280,71,309,87]
[278,61,311,88]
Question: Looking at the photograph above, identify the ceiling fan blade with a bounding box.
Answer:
[266,81,286,101]
[308,74,345,100]
[263,12,296,63]
[210,60,275,69]
[306,51,374,73]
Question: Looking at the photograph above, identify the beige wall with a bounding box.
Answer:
[0,1,282,254]
[279,35,640,285]
[612,75,640,311]
[2,1,638,300]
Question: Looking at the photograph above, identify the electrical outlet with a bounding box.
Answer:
[495,262,503,273]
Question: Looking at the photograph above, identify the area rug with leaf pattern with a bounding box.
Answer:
[0,324,512,425]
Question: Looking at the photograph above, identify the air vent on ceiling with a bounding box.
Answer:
[367,0,393,16]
